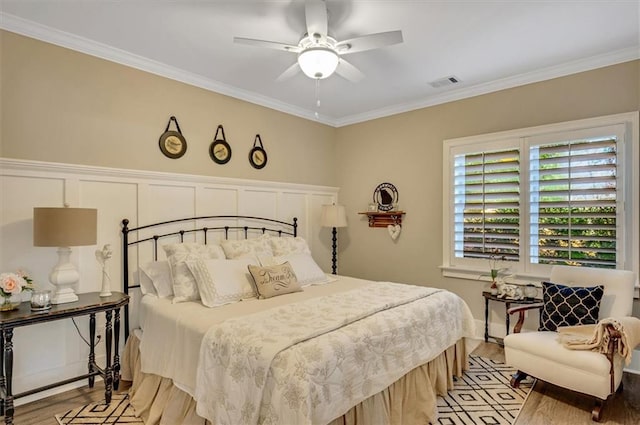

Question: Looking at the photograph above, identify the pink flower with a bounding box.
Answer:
[0,272,27,295]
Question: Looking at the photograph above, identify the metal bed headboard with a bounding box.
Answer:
[121,215,298,339]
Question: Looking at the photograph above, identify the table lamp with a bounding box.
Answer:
[320,204,347,274]
[33,207,97,304]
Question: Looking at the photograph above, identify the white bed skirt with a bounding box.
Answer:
[121,334,468,425]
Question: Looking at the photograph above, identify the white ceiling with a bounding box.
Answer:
[1,1,638,127]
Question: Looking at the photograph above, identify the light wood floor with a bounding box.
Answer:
[8,342,640,424]
[472,342,640,425]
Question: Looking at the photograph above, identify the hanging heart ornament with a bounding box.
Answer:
[387,224,401,241]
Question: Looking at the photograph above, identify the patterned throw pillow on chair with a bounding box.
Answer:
[539,282,604,332]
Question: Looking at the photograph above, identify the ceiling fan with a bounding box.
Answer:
[233,0,403,82]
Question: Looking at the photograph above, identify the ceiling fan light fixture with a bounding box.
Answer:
[298,47,339,79]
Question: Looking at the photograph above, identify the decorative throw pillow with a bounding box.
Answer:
[247,262,303,299]
[139,260,173,298]
[539,281,604,332]
[186,258,257,307]
[221,234,274,259]
[260,253,331,286]
[269,236,311,256]
[163,243,226,303]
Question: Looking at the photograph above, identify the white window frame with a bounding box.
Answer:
[441,112,639,288]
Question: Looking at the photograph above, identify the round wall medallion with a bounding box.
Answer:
[159,116,187,159]
[159,131,187,159]
[373,182,398,211]
[210,139,232,164]
[249,146,267,169]
[209,125,232,164]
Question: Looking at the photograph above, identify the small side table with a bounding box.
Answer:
[482,291,542,345]
[0,292,129,425]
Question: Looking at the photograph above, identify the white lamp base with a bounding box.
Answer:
[49,247,80,305]
[51,287,79,304]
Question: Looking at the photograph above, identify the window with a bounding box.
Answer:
[443,113,638,281]
[530,132,618,268]
[453,148,520,261]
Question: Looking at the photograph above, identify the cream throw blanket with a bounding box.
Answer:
[557,317,640,365]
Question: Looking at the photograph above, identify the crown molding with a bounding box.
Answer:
[0,12,337,127]
[334,46,640,127]
[2,12,637,129]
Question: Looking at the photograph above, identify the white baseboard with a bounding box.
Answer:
[624,349,640,375]
[15,378,103,407]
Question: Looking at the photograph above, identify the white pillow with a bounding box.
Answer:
[221,234,274,259]
[260,253,332,287]
[136,269,156,296]
[186,258,258,307]
[139,261,173,298]
[163,243,226,303]
[269,236,311,256]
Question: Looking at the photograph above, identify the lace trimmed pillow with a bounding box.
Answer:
[248,262,303,299]
[539,281,604,332]
[221,234,273,259]
[186,258,257,307]
[163,243,226,303]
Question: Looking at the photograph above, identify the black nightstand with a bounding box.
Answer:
[482,291,542,345]
[0,292,128,425]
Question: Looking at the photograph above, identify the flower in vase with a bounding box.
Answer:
[0,271,34,298]
[481,254,509,294]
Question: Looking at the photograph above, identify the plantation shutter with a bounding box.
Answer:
[530,135,618,268]
[453,148,520,261]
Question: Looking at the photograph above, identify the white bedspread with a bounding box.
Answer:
[194,281,475,425]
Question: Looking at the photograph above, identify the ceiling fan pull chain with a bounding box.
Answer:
[315,79,321,107]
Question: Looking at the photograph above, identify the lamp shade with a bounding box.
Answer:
[298,47,339,79]
[321,204,347,228]
[33,207,97,247]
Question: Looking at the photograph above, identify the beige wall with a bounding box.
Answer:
[0,31,337,186]
[335,60,640,321]
[2,30,639,325]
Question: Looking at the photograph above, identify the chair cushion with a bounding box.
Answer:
[504,331,621,399]
[505,331,612,373]
[539,282,604,331]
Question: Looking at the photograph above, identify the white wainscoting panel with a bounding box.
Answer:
[0,158,339,403]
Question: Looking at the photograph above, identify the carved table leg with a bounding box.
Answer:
[113,308,121,391]
[484,296,489,343]
[3,329,14,425]
[0,330,4,417]
[104,310,113,404]
[88,313,96,388]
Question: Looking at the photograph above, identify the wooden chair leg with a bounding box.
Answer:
[591,399,604,422]
[510,371,528,388]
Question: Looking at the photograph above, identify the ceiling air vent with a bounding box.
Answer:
[429,76,461,88]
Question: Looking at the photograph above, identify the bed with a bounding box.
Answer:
[120,215,475,425]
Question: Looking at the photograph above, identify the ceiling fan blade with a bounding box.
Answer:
[336,59,365,82]
[336,30,403,54]
[276,62,301,82]
[305,0,328,41]
[233,37,301,53]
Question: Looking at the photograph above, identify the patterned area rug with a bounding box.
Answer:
[55,394,143,425]
[55,356,531,425]
[437,355,534,424]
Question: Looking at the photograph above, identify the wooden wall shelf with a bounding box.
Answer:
[358,211,405,228]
